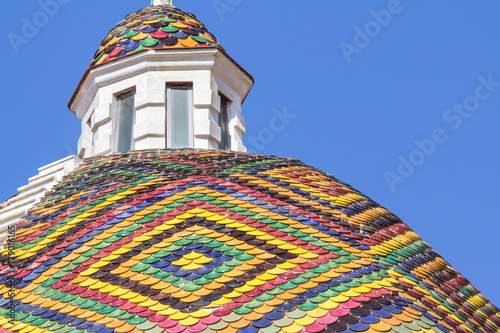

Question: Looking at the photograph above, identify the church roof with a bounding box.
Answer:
[1,149,499,333]
[89,5,223,69]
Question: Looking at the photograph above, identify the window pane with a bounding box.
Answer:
[117,93,135,152]
[170,88,190,148]
[218,98,229,150]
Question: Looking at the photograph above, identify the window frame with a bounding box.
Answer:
[165,83,194,149]
[86,110,95,155]
[218,93,231,150]
[112,87,136,152]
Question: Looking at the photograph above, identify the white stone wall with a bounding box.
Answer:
[70,49,254,158]
[0,156,80,244]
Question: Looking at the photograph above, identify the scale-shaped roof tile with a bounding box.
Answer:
[1,149,499,333]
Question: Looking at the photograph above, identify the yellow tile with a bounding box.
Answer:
[169,311,190,320]
[295,315,315,326]
[282,322,303,333]
[129,294,149,303]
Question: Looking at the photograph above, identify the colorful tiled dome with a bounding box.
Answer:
[90,5,223,69]
[1,150,499,333]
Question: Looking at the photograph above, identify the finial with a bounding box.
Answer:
[150,0,172,6]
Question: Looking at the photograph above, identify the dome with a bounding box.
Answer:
[90,5,223,69]
[2,149,499,333]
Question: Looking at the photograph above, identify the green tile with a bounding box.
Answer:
[39,320,57,328]
[266,287,285,295]
[281,281,298,290]
[40,278,59,287]
[310,266,329,273]
[97,305,117,314]
[245,300,263,308]
[236,253,254,261]
[33,286,50,295]
[214,265,232,273]
[255,292,274,301]
[31,317,48,326]
[297,301,317,311]
[131,263,151,272]
[286,309,306,319]
[210,320,229,330]
[89,302,107,311]
[290,277,309,284]
[107,308,127,318]
[309,295,328,303]
[301,271,320,278]
[142,256,161,264]
[79,299,98,309]
[175,239,193,246]
[16,312,30,322]
[142,266,160,274]
[183,283,202,291]
[392,324,412,333]
[70,297,88,306]
[51,291,69,300]
[128,316,148,325]
[233,306,253,315]
[40,289,59,298]
[344,281,362,287]
[137,320,157,330]
[117,312,136,320]
[191,35,207,43]
[320,289,339,297]
[145,326,165,333]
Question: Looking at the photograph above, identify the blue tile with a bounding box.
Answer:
[359,314,380,324]
[238,325,259,333]
[349,321,370,332]
[253,317,272,328]
[264,310,285,320]
[76,321,94,330]
[372,308,392,318]
[87,324,107,332]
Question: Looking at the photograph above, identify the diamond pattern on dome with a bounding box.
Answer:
[90,6,223,69]
[1,149,499,333]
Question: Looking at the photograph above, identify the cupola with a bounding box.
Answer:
[69,2,254,158]
[2,3,500,333]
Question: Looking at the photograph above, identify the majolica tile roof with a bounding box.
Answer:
[90,6,223,68]
[1,149,499,333]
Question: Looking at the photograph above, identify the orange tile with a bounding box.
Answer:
[243,312,263,321]
[230,318,250,329]
[381,316,401,326]
[114,323,136,333]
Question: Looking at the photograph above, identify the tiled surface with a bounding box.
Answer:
[1,149,499,333]
[90,5,223,68]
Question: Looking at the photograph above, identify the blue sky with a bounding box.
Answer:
[1,0,499,306]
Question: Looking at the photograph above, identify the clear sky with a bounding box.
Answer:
[1,0,499,306]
